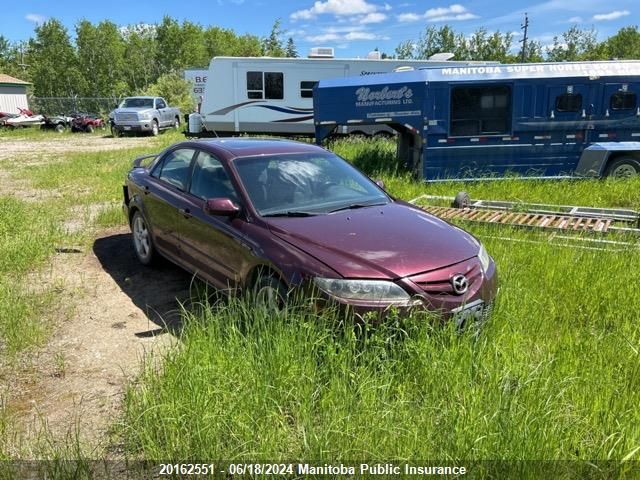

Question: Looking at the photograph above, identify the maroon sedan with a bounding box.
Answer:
[123,139,497,323]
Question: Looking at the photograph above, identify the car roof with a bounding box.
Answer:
[192,138,326,159]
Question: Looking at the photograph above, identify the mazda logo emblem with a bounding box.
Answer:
[451,274,469,295]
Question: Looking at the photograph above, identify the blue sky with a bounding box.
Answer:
[1,0,638,58]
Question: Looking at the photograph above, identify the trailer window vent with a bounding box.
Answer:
[556,93,582,112]
[610,91,637,111]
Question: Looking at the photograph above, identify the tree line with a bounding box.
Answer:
[1,16,640,102]
[0,16,297,100]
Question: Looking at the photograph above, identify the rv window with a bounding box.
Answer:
[300,81,318,98]
[247,71,263,99]
[450,85,511,136]
[265,72,284,99]
[556,93,582,112]
[610,92,637,111]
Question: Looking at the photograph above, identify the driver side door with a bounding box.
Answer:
[176,150,252,291]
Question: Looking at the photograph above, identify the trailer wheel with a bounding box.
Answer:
[54,123,65,133]
[452,191,471,208]
[605,157,640,179]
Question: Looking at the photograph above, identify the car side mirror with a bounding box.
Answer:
[374,179,385,189]
[203,198,240,217]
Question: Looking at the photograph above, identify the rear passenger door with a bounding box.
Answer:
[144,147,197,258]
[177,150,251,290]
[155,98,169,127]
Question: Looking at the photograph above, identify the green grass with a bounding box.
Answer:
[122,226,640,461]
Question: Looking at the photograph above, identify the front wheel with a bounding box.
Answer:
[131,211,155,265]
[252,275,288,311]
[150,120,159,137]
[111,125,122,138]
[605,157,640,179]
[54,124,65,134]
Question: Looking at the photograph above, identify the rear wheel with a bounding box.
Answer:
[605,157,640,178]
[131,211,155,265]
[173,117,180,130]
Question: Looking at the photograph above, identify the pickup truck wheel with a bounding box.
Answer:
[151,120,159,137]
[173,117,180,130]
[605,157,640,178]
[111,126,122,138]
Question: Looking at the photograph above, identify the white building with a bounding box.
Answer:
[0,74,30,114]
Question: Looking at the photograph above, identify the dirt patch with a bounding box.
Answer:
[0,136,151,162]
[4,227,194,456]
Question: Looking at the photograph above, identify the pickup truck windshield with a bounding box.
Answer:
[120,98,154,108]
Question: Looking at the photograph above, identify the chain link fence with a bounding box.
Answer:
[30,96,120,117]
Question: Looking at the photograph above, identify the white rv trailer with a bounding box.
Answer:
[187,55,493,137]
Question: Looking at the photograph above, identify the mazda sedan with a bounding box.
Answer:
[123,139,498,323]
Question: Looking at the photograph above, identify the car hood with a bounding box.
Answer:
[266,202,480,279]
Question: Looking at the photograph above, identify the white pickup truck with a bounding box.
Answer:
[109,96,181,137]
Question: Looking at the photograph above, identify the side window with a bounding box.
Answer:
[265,72,283,99]
[247,71,263,99]
[246,71,284,100]
[157,148,196,190]
[190,151,239,202]
[556,93,582,112]
[300,81,317,98]
[450,85,511,136]
[611,92,637,111]
[156,98,166,109]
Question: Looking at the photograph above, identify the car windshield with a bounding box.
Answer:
[120,98,154,108]
[233,152,390,216]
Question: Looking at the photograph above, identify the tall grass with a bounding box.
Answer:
[122,224,640,461]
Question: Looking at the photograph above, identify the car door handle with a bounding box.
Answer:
[179,208,192,219]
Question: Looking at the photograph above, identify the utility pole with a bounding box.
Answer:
[520,13,529,63]
[17,41,29,72]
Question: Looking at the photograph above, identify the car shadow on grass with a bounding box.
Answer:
[93,232,198,337]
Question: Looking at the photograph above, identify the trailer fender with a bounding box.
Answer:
[575,142,640,177]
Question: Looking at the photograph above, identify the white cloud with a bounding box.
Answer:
[397,4,478,22]
[306,32,341,42]
[359,12,387,24]
[592,10,630,21]
[397,12,421,22]
[25,13,46,24]
[345,31,377,40]
[568,16,583,23]
[383,3,392,10]
[291,0,377,21]
[304,25,387,43]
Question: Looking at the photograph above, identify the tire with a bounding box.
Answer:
[151,120,159,137]
[252,274,288,311]
[54,124,65,133]
[131,211,155,265]
[452,191,471,208]
[111,125,122,138]
[86,124,94,134]
[604,157,640,179]
[173,117,180,130]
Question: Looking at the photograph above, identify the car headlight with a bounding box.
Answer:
[478,243,492,273]
[314,278,413,305]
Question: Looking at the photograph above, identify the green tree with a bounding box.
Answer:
[121,24,159,92]
[414,25,464,59]
[395,40,415,59]
[285,37,298,58]
[263,18,285,57]
[0,36,25,79]
[203,26,262,58]
[142,72,194,113]
[28,19,85,97]
[601,26,640,59]
[546,26,599,62]
[76,20,126,97]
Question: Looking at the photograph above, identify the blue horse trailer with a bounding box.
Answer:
[313,61,640,180]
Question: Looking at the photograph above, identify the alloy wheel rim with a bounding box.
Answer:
[133,216,150,259]
[612,164,637,178]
